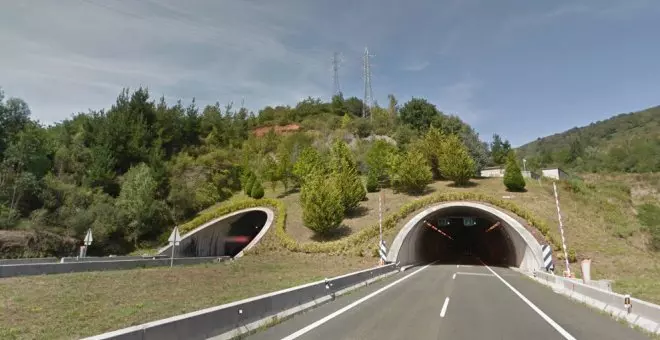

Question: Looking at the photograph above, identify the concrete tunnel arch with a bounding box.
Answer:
[157,207,274,259]
[386,202,544,272]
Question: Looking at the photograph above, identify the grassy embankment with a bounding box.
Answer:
[3,174,660,339]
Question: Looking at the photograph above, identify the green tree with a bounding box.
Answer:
[330,139,366,211]
[366,139,397,183]
[116,163,161,246]
[366,170,379,192]
[300,174,344,236]
[330,139,358,173]
[439,135,475,186]
[388,149,433,194]
[503,155,526,192]
[334,166,366,212]
[490,134,512,165]
[276,142,293,192]
[246,174,257,196]
[399,98,439,131]
[251,181,265,199]
[344,97,365,117]
[411,127,444,179]
[293,146,325,184]
[331,93,346,116]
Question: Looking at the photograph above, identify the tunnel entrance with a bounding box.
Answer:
[158,208,274,258]
[415,207,515,267]
[388,202,544,272]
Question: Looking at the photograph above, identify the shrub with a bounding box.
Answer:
[366,170,379,192]
[300,175,344,236]
[439,134,475,186]
[638,203,660,251]
[251,181,265,199]
[334,166,366,212]
[562,178,587,194]
[366,139,397,183]
[411,127,444,179]
[244,173,256,195]
[503,155,526,192]
[389,149,433,194]
[292,146,325,184]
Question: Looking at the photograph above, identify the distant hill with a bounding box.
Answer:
[517,106,660,173]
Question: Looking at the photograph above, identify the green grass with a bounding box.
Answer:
[5,174,660,339]
[0,252,377,340]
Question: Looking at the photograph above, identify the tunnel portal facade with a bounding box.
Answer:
[387,202,544,272]
[158,208,274,258]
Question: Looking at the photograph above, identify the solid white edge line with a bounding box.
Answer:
[452,273,456,280]
[279,262,435,340]
[440,297,450,318]
[482,263,577,340]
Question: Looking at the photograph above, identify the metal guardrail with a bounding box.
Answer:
[85,264,397,340]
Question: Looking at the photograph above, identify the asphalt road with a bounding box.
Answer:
[246,259,652,340]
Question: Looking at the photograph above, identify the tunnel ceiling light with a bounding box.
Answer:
[463,217,477,227]
[485,222,501,233]
[423,220,454,240]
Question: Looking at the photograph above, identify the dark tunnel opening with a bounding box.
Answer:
[178,210,268,258]
[414,207,517,267]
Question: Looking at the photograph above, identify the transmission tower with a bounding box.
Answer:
[362,47,374,119]
[332,52,342,96]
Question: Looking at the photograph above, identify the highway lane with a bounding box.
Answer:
[246,260,652,340]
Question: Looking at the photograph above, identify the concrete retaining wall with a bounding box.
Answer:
[0,257,59,265]
[533,270,660,334]
[84,264,397,340]
[0,257,228,278]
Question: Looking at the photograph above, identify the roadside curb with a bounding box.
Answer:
[529,271,660,335]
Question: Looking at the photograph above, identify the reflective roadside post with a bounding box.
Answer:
[624,294,632,314]
[168,226,181,268]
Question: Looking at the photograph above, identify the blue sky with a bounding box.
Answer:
[1,0,660,146]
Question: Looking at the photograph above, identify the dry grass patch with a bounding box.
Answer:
[0,252,375,340]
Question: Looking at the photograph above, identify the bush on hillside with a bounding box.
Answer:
[638,203,660,251]
[366,139,397,184]
[366,170,379,192]
[389,149,433,194]
[411,127,444,179]
[439,134,475,186]
[244,174,256,196]
[300,175,344,236]
[292,146,325,184]
[331,139,358,173]
[335,166,367,212]
[250,181,265,199]
[503,156,526,192]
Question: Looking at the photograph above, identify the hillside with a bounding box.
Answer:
[4,174,660,339]
[517,105,660,173]
[0,88,488,258]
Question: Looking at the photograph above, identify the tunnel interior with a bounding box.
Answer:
[176,210,268,258]
[411,206,518,267]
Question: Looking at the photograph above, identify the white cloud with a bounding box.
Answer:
[0,0,331,123]
[402,60,430,72]
[435,77,486,125]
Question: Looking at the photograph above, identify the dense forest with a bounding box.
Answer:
[0,87,498,257]
[517,106,660,173]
